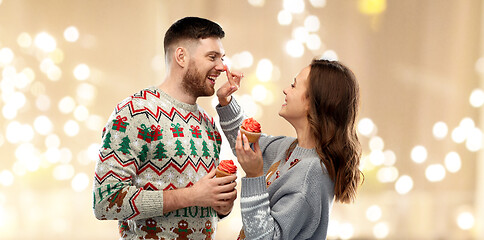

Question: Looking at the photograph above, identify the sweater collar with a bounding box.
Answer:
[293,145,318,158]
[151,86,198,112]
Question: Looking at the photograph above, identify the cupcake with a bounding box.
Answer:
[216,159,237,178]
[239,117,261,143]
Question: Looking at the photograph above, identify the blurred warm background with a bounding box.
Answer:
[0,0,483,239]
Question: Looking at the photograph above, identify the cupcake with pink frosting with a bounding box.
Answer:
[216,159,237,178]
[239,117,261,143]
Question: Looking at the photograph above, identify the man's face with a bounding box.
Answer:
[182,37,225,98]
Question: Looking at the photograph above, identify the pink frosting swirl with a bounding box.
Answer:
[218,160,237,174]
[242,118,261,133]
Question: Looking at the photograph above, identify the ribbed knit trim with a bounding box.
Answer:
[139,190,164,218]
[241,176,267,198]
[292,145,318,159]
[151,86,198,112]
[216,97,241,124]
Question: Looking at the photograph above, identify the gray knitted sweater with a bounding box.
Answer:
[217,98,335,240]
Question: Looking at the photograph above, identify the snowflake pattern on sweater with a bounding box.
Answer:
[93,87,221,239]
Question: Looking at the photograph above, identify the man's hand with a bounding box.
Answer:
[216,66,243,106]
[190,169,237,215]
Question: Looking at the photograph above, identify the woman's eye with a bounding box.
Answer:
[291,83,295,88]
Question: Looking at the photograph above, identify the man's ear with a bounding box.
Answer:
[174,47,188,68]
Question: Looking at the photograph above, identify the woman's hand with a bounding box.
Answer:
[235,130,264,178]
[216,67,243,106]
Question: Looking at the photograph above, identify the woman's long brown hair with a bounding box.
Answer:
[306,59,363,203]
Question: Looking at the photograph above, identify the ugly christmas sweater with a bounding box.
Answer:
[216,98,335,240]
[93,87,222,240]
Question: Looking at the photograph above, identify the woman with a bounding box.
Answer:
[216,59,363,239]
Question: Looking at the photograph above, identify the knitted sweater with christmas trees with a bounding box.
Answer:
[93,86,222,240]
[217,98,335,240]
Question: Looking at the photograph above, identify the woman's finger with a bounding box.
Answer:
[253,139,261,153]
[242,134,251,151]
[235,130,243,151]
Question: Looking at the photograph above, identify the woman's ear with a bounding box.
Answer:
[174,47,188,68]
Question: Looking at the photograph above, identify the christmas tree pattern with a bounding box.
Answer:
[189,139,198,157]
[103,132,112,149]
[174,139,186,158]
[138,144,149,162]
[154,142,168,161]
[118,136,131,155]
[213,142,219,159]
[202,140,211,159]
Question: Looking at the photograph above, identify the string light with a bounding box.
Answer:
[64,120,80,137]
[73,63,91,81]
[338,222,355,240]
[58,96,76,114]
[358,118,376,136]
[283,0,305,14]
[255,59,273,82]
[0,47,14,65]
[309,0,326,8]
[373,222,390,239]
[34,115,53,135]
[63,26,79,42]
[306,34,322,50]
[395,175,413,195]
[377,166,399,183]
[445,152,461,173]
[53,164,75,180]
[248,0,265,7]
[410,145,427,164]
[383,150,396,166]
[71,172,89,192]
[285,39,304,57]
[304,15,320,32]
[321,49,338,61]
[425,164,446,182]
[457,212,475,230]
[469,88,484,107]
[432,121,448,140]
[76,83,96,105]
[34,32,57,52]
[366,205,382,222]
[277,10,293,25]
[369,136,384,151]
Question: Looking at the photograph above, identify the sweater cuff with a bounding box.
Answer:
[216,97,241,123]
[241,176,267,198]
[139,190,164,218]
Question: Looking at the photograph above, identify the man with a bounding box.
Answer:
[93,17,240,239]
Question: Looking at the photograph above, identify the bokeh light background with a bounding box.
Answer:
[0,0,483,239]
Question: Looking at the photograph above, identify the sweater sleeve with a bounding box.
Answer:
[216,98,285,157]
[92,98,163,221]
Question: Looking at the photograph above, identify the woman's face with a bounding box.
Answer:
[279,66,311,123]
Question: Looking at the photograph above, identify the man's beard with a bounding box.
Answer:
[181,63,214,98]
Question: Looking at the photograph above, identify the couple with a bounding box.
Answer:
[92,17,363,240]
